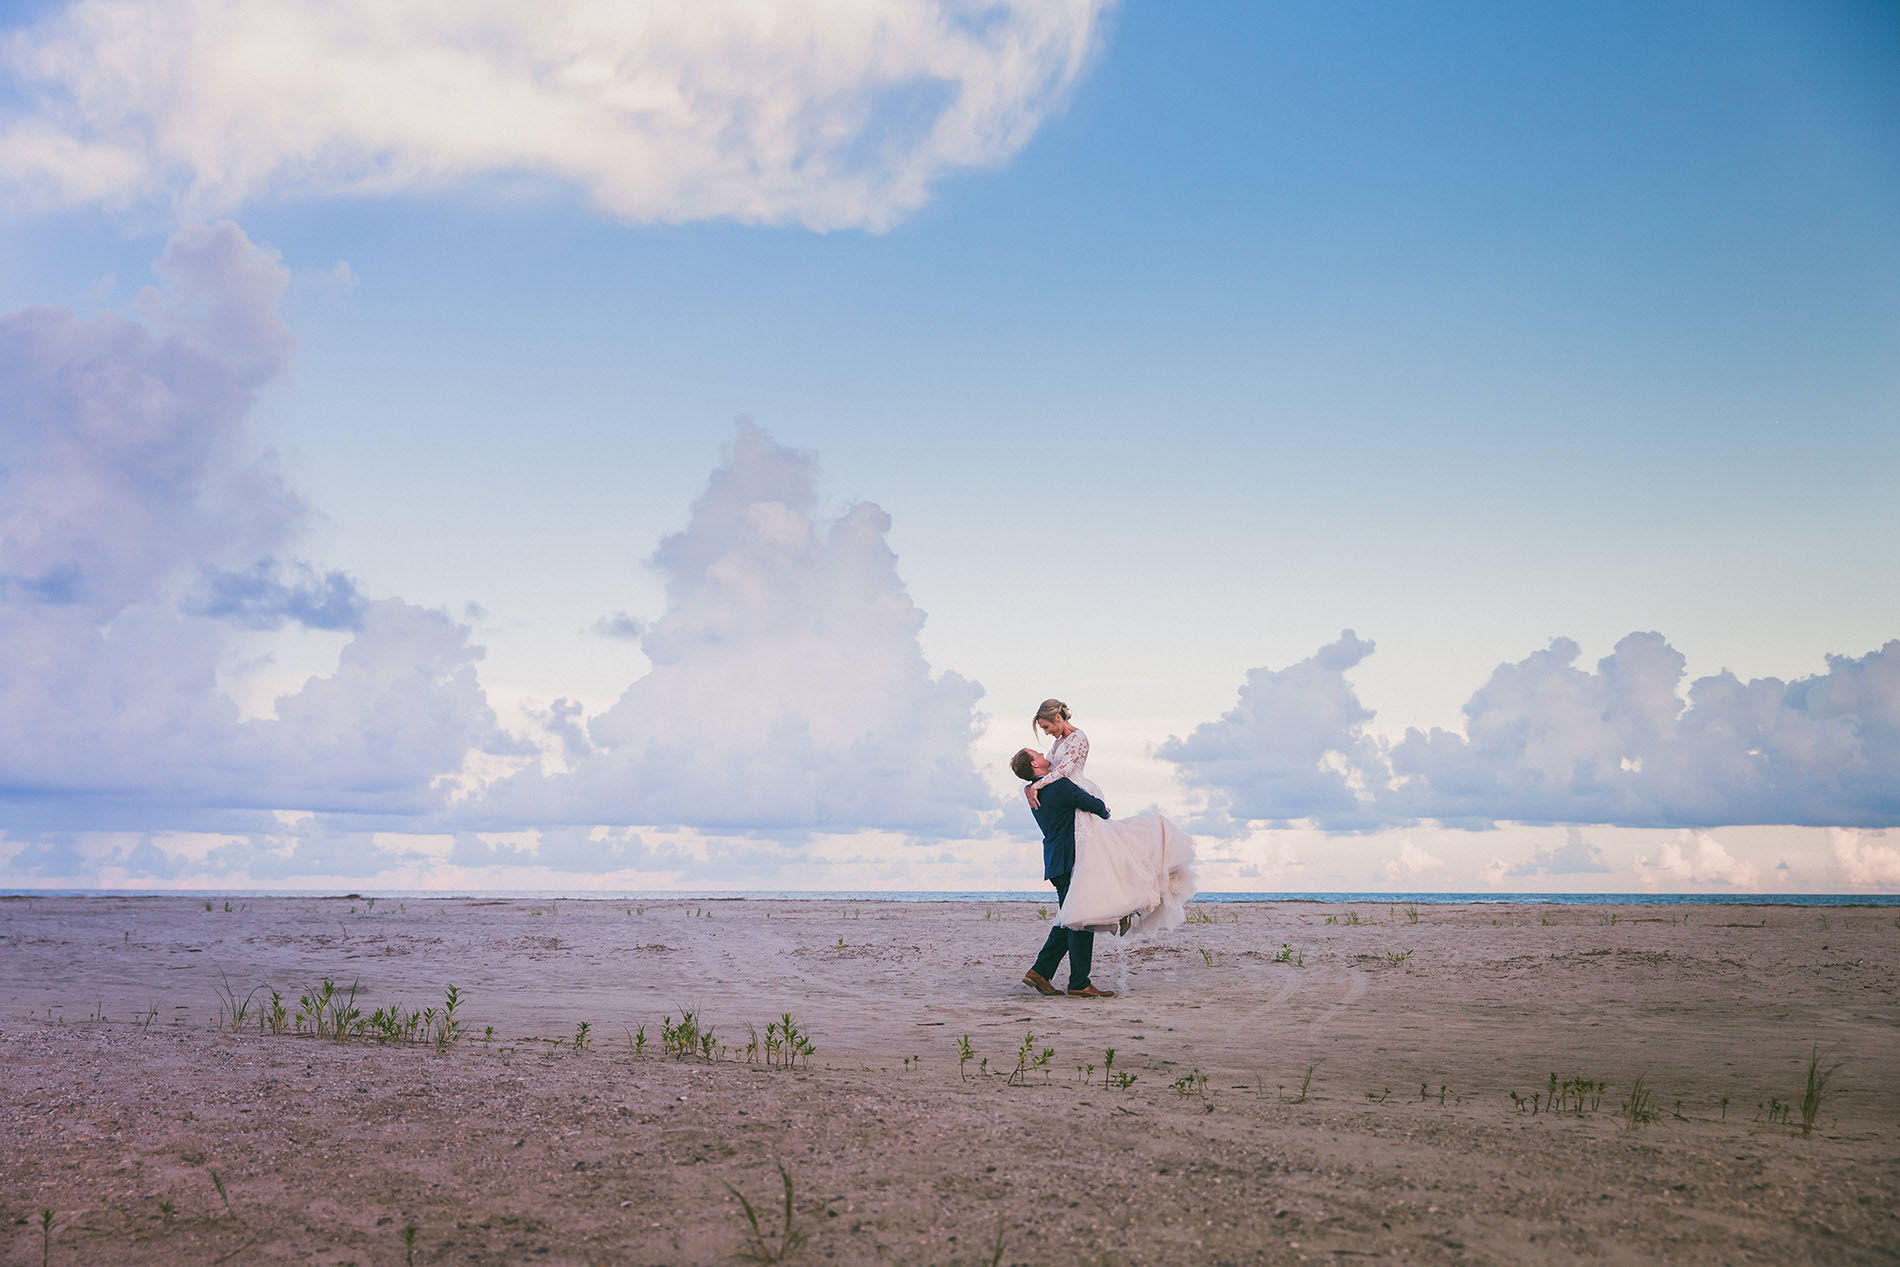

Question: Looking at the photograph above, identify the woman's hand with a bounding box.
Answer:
[1025,785,1041,810]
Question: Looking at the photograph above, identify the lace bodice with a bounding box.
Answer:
[1030,727,1089,792]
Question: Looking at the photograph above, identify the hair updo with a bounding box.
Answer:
[1032,698,1071,737]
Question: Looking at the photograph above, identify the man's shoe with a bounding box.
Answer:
[1022,970,1061,996]
[1066,984,1116,998]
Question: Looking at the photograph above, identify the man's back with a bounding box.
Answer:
[1030,777,1109,879]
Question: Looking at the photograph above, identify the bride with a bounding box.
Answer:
[1023,698,1198,936]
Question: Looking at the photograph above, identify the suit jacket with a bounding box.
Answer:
[1029,777,1110,880]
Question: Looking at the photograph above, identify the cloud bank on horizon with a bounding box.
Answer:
[0,0,1108,230]
[1162,630,1900,835]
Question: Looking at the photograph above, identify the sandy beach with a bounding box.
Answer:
[2,895,1896,1265]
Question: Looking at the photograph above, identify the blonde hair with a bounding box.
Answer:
[1032,698,1071,738]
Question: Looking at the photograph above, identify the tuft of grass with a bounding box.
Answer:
[723,1160,809,1264]
[212,966,263,1032]
[208,1169,235,1220]
[1385,949,1413,966]
[1291,1063,1316,1104]
[1198,947,1216,967]
[403,1223,419,1266]
[1800,1046,1843,1136]
[1621,1076,1654,1129]
[39,1209,53,1267]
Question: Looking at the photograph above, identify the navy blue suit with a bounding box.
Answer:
[1027,777,1110,990]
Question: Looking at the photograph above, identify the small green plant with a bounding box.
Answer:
[1186,907,1216,924]
[723,1160,809,1264]
[39,1209,53,1267]
[1621,1076,1654,1129]
[1344,910,1361,926]
[1114,1070,1137,1089]
[1198,947,1216,966]
[957,1034,974,1080]
[1403,904,1419,924]
[1172,1067,1209,1099]
[1720,1095,1730,1121]
[1292,1063,1316,1104]
[208,1169,235,1220]
[1366,1088,1390,1103]
[212,967,263,1032]
[1103,1047,1116,1085]
[1272,942,1295,964]
[403,1224,419,1266]
[1386,949,1412,966]
[1800,1047,1843,1136]
[1038,905,1049,919]
[574,1020,591,1051]
[1008,1031,1054,1086]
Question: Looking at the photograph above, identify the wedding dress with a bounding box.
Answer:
[1035,731,1198,935]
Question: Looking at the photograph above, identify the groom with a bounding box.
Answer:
[1012,748,1117,999]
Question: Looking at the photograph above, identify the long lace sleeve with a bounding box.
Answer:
[1030,729,1089,792]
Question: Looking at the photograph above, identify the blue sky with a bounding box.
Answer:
[2,0,1896,893]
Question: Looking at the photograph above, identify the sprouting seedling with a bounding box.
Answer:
[1114,1070,1137,1089]
[1404,904,1419,925]
[1199,947,1216,967]
[1171,1068,1208,1099]
[1719,1095,1730,1121]
[574,1020,591,1051]
[159,1199,176,1227]
[1386,949,1412,966]
[1366,1088,1390,1103]
[208,1169,235,1220]
[1419,1082,1431,1102]
[1103,1048,1116,1084]
[39,1209,53,1267]
[1038,905,1049,919]
[403,1224,419,1266]
[723,1160,809,1264]
[1272,943,1294,964]
[1293,1063,1316,1104]
[1438,1084,1448,1105]
[1800,1046,1843,1136]
[957,1034,974,1080]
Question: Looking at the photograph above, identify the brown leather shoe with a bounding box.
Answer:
[1022,970,1061,996]
[1066,984,1117,998]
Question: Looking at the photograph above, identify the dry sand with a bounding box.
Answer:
[2,894,1897,1265]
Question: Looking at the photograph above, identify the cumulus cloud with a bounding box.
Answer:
[1159,631,1388,832]
[474,420,989,834]
[1164,631,1900,833]
[1503,827,1613,877]
[0,222,508,829]
[1635,831,1760,888]
[590,610,646,642]
[0,0,1109,230]
[1831,828,1900,889]
[1381,838,1443,886]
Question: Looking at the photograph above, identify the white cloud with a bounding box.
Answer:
[472,420,990,834]
[1381,837,1443,885]
[1158,631,1388,832]
[0,0,1109,230]
[1163,630,1900,832]
[1634,830,1760,888]
[1504,827,1612,877]
[1831,827,1900,889]
[0,222,509,829]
